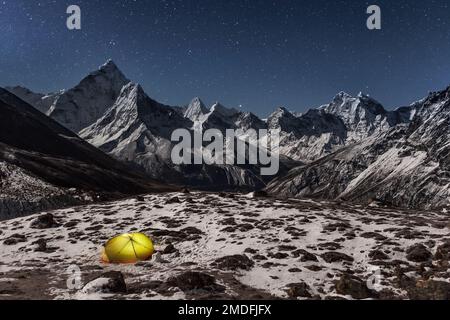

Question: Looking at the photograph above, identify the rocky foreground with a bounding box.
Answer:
[0,192,449,300]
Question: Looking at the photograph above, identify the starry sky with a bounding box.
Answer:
[1,0,450,116]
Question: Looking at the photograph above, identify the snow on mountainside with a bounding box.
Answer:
[0,192,449,300]
[267,86,450,209]
[267,107,347,162]
[0,87,174,219]
[80,83,190,178]
[266,93,416,163]
[80,83,266,189]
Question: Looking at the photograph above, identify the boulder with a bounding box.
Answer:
[321,252,354,263]
[162,243,177,254]
[30,213,59,229]
[166,272,224,292]
[3,234,26,245]
[286,282,312,298]
[434,241,450,261]
[212,254,255,271]
[407,280,450,300]
[369,249,390,261]
[292,249,318,262]
[253,190,269,198]
[81,271,127,294]
[166,196,181,204]
[33,239,48,252]
[406,244,432,262]
[335,274,375,299]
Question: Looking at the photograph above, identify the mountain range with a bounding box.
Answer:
[0,87,173,220]
[4,60,449,211]
[267,87,450,209]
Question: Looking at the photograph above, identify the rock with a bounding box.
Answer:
[64,221,79,228]
[244,248,258,254]
[406,244,432,262]
[180,226,203,235]
[360,232,387,241]
[278,245,296,251]
[135,261,153,268]
[253,190,269,198]
[166,272,224,292]
[324,295,348,300]
[135,195,145,202]
[253,254,268,261]
[181,188,190,194]
[82,271,127,294]
[318,242,342,250]
[407,280,450,300]
[321,252,354,263]
[166,196,181,204]
[219,192,236,199]
[434,241,450,260]
[369,249,390,260]
[292,249,318,262]
[3,234,27,245]
[335,274,375,299]
[268,252,289,259]
[286,282,312,298]
[33,239,47,252]
[236,223,254,232]
[30,213,59,229]
[184,197,194,203]
[305,265,323,272]
[212,254,255,271]
[85,225,102,231]
[323,222,351,232]
[162,243,177,254]
[151,252,170,264]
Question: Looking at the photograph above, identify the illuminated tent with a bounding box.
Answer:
[102,233,154,264]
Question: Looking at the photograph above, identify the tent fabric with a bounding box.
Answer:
[102,233,154,264]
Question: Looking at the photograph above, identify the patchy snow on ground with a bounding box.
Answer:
[0,192,449,300]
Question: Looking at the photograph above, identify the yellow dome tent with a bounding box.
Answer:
[102,233,154,264]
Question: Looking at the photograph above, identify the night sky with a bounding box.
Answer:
[1,0,450,116]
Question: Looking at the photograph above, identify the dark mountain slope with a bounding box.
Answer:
[0,88,174,218]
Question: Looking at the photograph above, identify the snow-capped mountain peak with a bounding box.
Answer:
[333,91,353,101]
[184,97,208,121]
[44,60,131,133]
[317,91,391,142]
[96,59,130,85]
[100,58,118,69]
[210,102,239,117]
[266,107,296,129]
